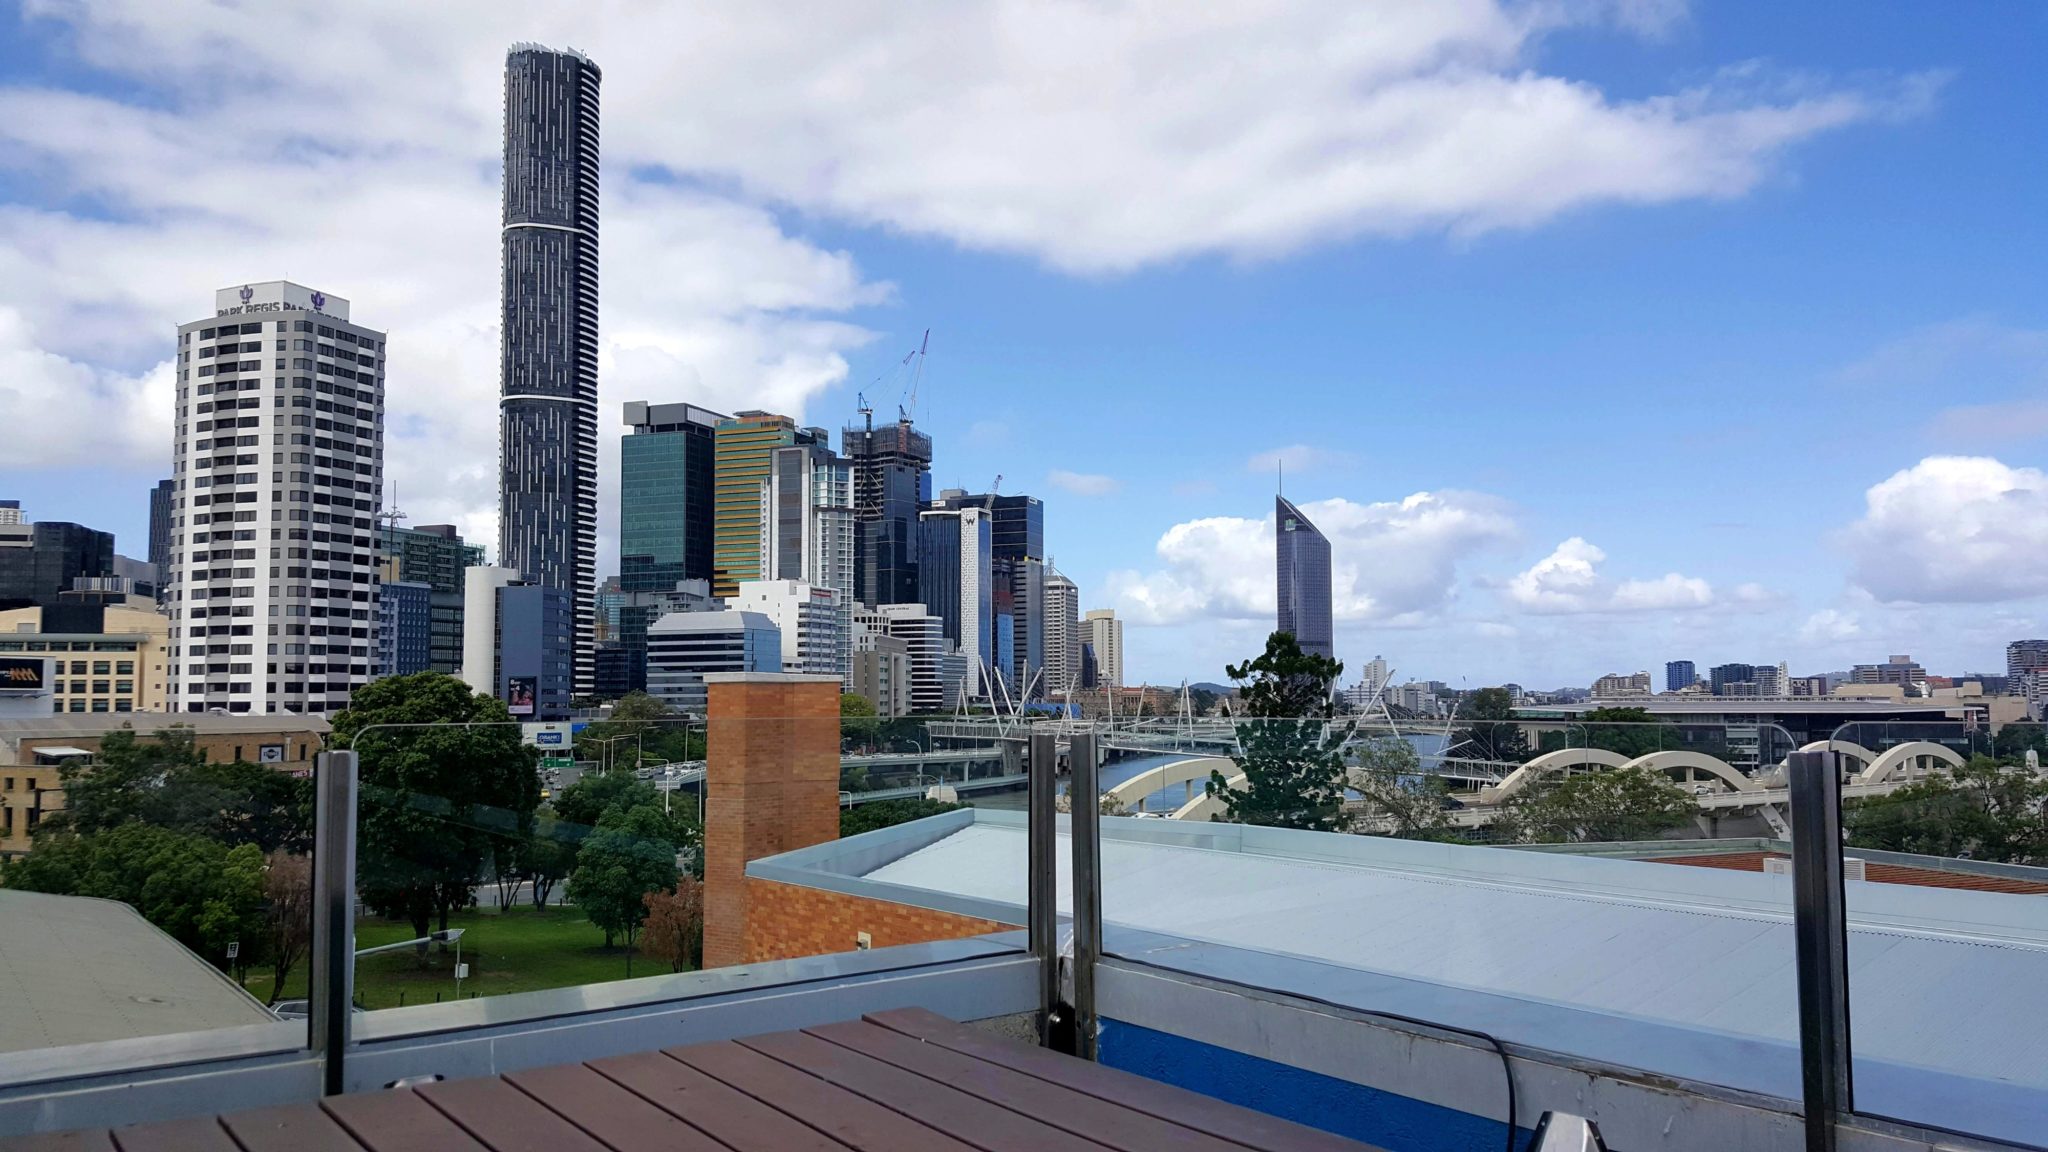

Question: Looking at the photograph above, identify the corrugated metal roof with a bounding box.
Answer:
[854,819,2048,1092]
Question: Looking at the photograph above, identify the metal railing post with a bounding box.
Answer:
[1069,731,1102,1061]
[309,750,358,1096]
[1026,732,1059,1046]
[1788,750,1851,1152]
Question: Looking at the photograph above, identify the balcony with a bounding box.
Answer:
[0,688,2039,1152]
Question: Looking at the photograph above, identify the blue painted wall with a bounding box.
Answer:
[1099,1019,1534,1152]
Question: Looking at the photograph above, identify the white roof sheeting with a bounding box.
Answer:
[828,815,2048,1109]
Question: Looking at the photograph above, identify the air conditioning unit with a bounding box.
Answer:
[1762,856,1866,881]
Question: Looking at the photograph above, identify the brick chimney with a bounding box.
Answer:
[699,672,843,969]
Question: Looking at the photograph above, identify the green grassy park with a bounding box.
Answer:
[245,903,670,1010]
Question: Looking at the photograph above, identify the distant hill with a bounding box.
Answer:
[1189,682,1235,695]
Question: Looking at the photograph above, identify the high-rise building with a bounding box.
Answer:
[378,523,483,675]
[712,413,818,598]
[918,506,992,699]
[2007,640,2048,683]
[763,438,855,670]
[1665,660,1696,693]
[1044,566,1080,696]
[1084,608,1123,688]
[645,610,779,715]
[374,581,432,679]
[1708,663,1757,695]
[0,601,171,713]
[595,577,716,697]
[850,607,911,718]
[1853,655,1926,688]
[843,418,932,607]
[620,401,724,592]
[0,521,116,610]
[732,580,846,682]
[1275,495,1333,661]
[148,480,175,599]
[167,282,384,715]
[876,603,948,714]
[929,490,1045,700]
[0,501,19,526]
[459,565,571,719]
[1591,671,1652,697]
[499,43,602,698]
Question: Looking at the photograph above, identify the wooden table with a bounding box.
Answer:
[3,1008,1387,1152]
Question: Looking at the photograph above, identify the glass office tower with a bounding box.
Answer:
[1275,495,1334,661]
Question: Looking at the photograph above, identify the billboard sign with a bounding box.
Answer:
[521,721,570,747]
[505,676,537,717]
[0,657,48,692]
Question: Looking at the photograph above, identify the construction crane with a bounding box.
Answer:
[898,328,930,423]
[856,390,873,433]
[984,474,1001,513]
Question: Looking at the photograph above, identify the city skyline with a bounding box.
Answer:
[3,6,2044,688]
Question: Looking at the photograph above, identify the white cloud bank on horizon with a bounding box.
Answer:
[1104,491,1516,627]
[1504,536,1736,614]
[1842,455,2048,604]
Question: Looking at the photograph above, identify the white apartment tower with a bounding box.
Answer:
[1084,608,1123,689]
[167,282,385,715]
[877,603,949,714]
[763,442,855,679]
[733,579,847,683]
[1044,565,1080,696]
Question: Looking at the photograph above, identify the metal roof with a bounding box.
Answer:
[773,812,2048,1113]
[0,890,278,1052]
[0,713,329,750]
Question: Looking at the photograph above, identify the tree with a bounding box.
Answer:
[839,797,967,837]
[840,693,881,748]
[333,672,540,945]
[1846,756,2048,865]
[4,824,265,969]
[1449,687,1528,765]
[575,691,678,770]
[1993,724,2048,765]
[1206,632,1354,832]
[48,727,312,853]
[1347,736,1462,842]
[261,852,313,1004]
[640,876,705,973]
[525,811,580,908]
[568,807,680,950]
[1494,766,1698,844]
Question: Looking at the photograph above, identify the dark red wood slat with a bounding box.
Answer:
[322,1089,493,1152]
[741,1029,1111,1152]
[810,1020,1263,1152]
[865,1008,1381,1152]
[503,1064,730,1152]
[667,1040,975,1152]
[107,1117,236,1152]
[219,1103,366,1152]
[0,1131,119,1152]
[587,1050,849,1152]
[414,1077,610,1152]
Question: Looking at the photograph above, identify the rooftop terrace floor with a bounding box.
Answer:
[1,1008,1388,1152]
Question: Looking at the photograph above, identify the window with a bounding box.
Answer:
[91,661,109,675]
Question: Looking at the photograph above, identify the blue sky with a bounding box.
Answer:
[1,2,2044,688]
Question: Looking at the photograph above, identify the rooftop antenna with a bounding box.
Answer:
[1277,458,1284,498]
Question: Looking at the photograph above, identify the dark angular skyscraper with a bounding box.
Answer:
[147,478,174,601]
[500,43,601,695]
[843,417,932,606]
[1275,495,1333,661]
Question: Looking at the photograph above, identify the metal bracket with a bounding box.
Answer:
[1788,750,1852,1152]
[1026,732,1059,1047]
[1069,731,1102,1061]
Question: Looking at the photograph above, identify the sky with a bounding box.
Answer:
[1,1,2044,690]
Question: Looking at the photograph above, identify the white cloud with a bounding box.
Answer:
[1841,456,2048,603]
[1247,444,1355,475]
[1799,609,1861,644]
[1505,536,1721,613]
[1930,398,2048,446]
[0,305,169,467]
[1047,470,1121,497]
[1104,491,1514,626]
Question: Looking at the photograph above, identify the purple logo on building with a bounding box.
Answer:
[310,290,326,311]
[238,285,254,303]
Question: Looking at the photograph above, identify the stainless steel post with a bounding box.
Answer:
[1788,750,1851,1152]
[1069,731,1102,1060]
[1026,731,1058,1046]
[309,750,358,1096]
